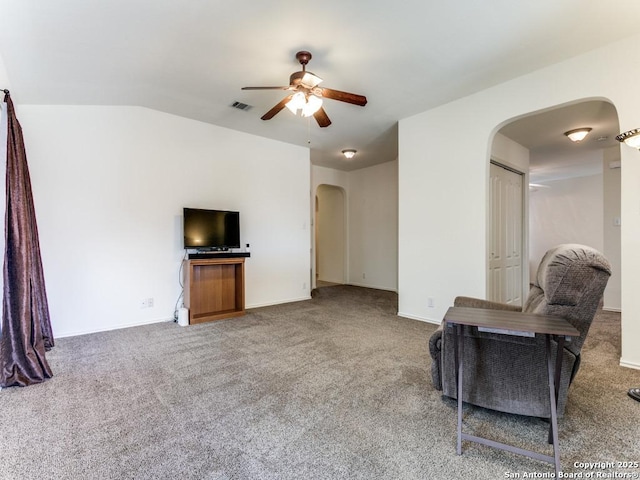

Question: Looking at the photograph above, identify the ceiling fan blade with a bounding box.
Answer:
[261,95,294,121]
[313,107,332,128]
[242,86,291,90]
[319,88,367,106]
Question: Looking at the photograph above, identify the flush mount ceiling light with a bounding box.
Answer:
[564,128,592,142]
[342,149,357,159]
[616,128,640,149]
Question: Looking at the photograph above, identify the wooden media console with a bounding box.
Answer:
[184,256,246,324]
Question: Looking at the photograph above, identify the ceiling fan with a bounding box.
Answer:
[241,51,367,128]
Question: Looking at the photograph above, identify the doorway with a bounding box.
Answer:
[315,184,346,286]
[494,99,621,311]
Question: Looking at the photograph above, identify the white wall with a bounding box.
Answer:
[603,147,622,311]
[0,52,10,307]
[398,33,640,369]
[316,184,346,284]
[0,51,10,91]
[529,173,604,280]
[312,166,350,192]
[15,105,310,337]
[348,160,398,291]
[311,160,398,292]
[492,133,530,172]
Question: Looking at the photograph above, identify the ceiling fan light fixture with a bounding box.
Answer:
[342,149,357,159]
[301,95,323,117]
[616,128,640,149]
[285,92,306,114]
[564,127,592,142]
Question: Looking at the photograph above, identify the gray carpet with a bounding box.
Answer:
[1,285,639,479]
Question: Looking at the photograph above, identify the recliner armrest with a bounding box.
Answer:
[429,326,443,390]
[429,325,443,358]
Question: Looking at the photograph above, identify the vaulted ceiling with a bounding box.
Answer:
[1,1,639,171]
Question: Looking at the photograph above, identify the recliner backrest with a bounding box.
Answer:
[522,244,611,355]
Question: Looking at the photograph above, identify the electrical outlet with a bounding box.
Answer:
[362,273,366,279]
[140,298,154,308]
[303,282,307,290]
[427,297,435,308]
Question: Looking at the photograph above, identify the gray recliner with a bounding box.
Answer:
[429,244,611,417]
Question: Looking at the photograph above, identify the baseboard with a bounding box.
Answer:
[603,306,622,313]
[56,295,315,337]
[317,278,344,285]
[396,311,441,325]
[619,359,640,370]
[247,295,312,309]
[346,281,398,293]
[56,316,174,338]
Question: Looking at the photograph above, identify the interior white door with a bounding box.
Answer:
[489,162,524,305]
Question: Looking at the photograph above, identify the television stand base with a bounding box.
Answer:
[184,257,246,324]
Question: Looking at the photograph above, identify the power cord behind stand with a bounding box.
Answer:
[173,250,187,321]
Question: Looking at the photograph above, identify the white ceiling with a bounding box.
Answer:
[1,1,639,171]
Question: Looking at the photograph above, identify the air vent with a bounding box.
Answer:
[231,101,252,111]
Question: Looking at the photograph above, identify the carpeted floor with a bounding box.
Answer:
[1,285,639,479]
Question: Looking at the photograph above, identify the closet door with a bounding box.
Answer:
[489,162,524,305]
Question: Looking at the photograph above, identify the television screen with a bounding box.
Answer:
[183,208,240,250]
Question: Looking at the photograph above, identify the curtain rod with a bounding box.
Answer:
[2,89,9,94]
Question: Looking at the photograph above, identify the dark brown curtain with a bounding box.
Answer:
[0,91,54,387]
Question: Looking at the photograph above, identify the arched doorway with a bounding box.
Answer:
[492,98,621,311]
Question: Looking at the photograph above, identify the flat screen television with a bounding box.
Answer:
[183,208,240,251]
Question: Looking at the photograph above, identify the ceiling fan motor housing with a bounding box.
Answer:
[290,71,306,86]
[295,51,312,66]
